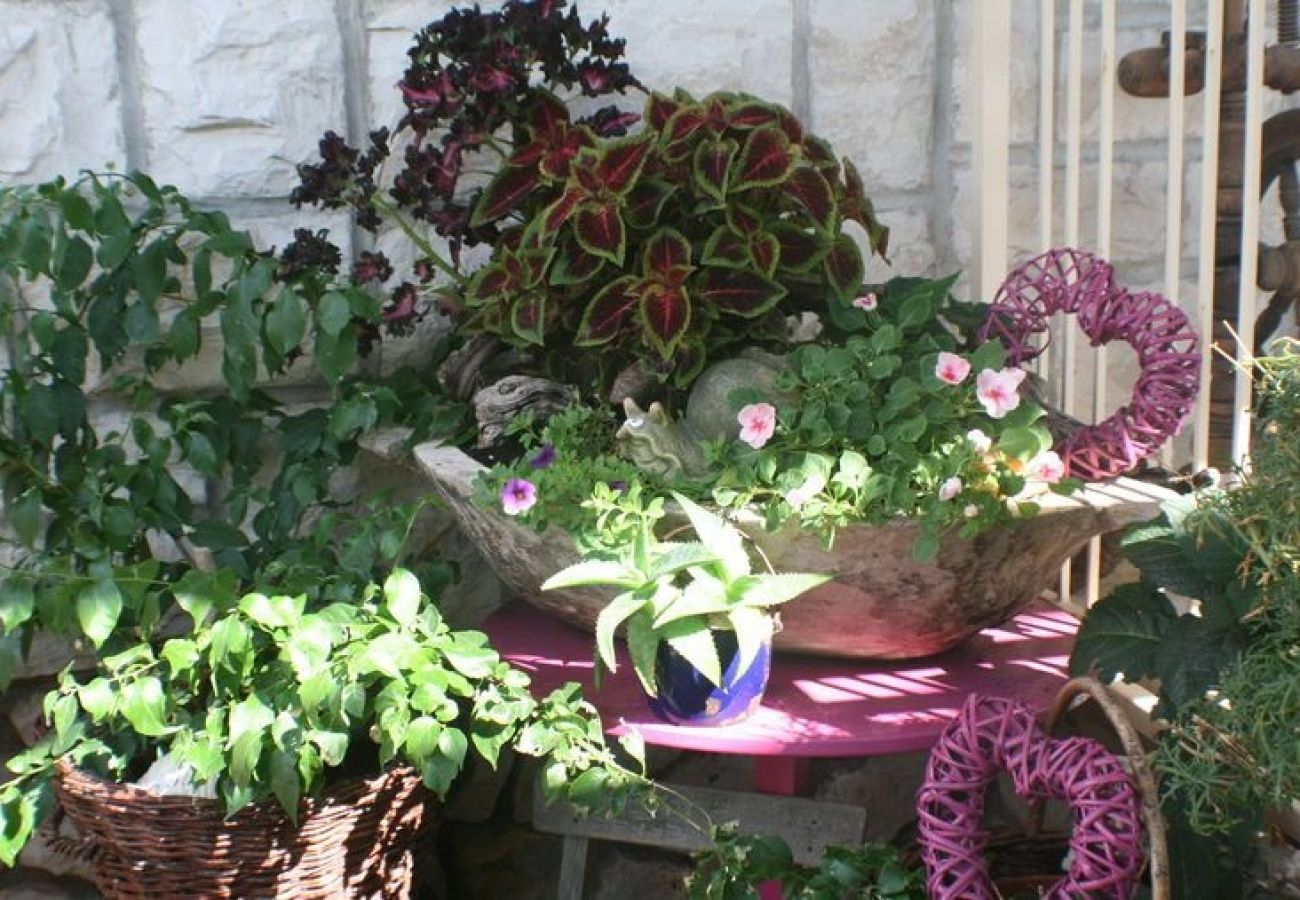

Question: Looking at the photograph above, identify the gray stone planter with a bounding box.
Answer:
[402,441,1172,660]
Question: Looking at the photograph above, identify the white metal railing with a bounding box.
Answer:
[969,0,1271,607]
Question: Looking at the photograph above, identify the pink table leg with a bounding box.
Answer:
[754,757,812,900]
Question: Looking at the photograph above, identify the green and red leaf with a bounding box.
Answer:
[577,276,641,345]
[541,189,583,234]
[661,104,710,147]
[471,166,541,227]
[726,101,783,130]
[510,141,548,168]
[693,137,737,203]
[574,202,626,265]
[643,228,693,277]
[725,204,762,237]
[823,233,865,303]
[466,262,513,304]
[785,167,835,229]
[639,283,691,357]
[526,90,571,142]
[646,92,682,131]
[597,132,656,195]
[701,227,751,270]
[697,268,787,318]
[731,126,795,191]
[770,222,829,272]
[802,134,839,173]
[549,243,605,286]
[625,179,676,229]
[840,157,889,260]
[748,232,780,278]
[510,293,547,346]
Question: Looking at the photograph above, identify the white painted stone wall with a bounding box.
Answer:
[0,1,1291,429]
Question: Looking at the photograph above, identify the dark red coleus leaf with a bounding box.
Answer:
[770,221,829,272]
[731,126,795,191]
[802,134,839,173]
[597,132,656,195]
[639,282,691,358]
[577,276,641,345]
[726,101,782,130]
[693,137,737,203]
[517,247,555,290]
[725,204,762,237]
[574,202,627,265]
[510,293,547,346]
[823,233,865,302]
[659,104,712,163]
[539,127,596,181]
[625,179,676,229]
[511,141,548,168]
[527,90,571,143]
[467,263,512,303]
[549,243,605,286]
[697,267,787,318]
[701,226,751,270]
[785,167,835,229]
[470,166,541,227]
[646,92,682,131]
[541,188,583,234]
[643,228,693,279]
[840,157,889,260]
[749,232,780,278]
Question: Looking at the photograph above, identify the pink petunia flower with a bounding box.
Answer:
[976,367,1027,419]
[938,476,963,502]
[785,472,826,509]
[1026,450,1067,483]
[737,402,777,450]
[852,292,879,311]
[934,352,971,385]
[500,478,538,516]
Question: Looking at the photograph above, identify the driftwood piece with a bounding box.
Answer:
[471,376,576,449]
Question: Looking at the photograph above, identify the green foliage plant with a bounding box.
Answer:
[688,823,926,900]
[543,492,828,695]
[0,568,646,864]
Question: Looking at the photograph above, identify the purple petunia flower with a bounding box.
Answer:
[606,480,628,494]
[530,443,557,470]
[500,478,537,516]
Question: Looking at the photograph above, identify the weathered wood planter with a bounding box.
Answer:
[393,441,1172,660]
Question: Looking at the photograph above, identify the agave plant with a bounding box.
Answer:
[462,88,890,390]
[542,493,829,694]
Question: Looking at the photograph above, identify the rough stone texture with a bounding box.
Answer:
[810,0,935,194]
[134,0,346,199]
[0,1,125,181]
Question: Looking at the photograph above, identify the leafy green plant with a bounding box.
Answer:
[0,172,467,666]
[542,492,827,694]
[0,568,645,864]
[461,87,890,388]
[689,823,925,900]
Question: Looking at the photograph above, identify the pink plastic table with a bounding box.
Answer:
[485,600,1078,896]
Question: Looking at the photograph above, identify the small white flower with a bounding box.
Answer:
[965,429,992,453]
[785,472,827,509]
[852,292,879,311]
[963,504,980,519]
[938,477,963,502]
[1005,497,1022,518]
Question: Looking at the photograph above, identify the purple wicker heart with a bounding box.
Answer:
[916,695,1145,899]
[979,248,1200,480]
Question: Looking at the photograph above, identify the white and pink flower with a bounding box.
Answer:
[852,292,878,311]
[785,472,827,509]
[938,476,963,502]
[737,402,777,450]
[965,428,992,453]
[500,478,537,516]
[975,367,1027,419]
[1026,450,1067,483]
[934,352,971,386]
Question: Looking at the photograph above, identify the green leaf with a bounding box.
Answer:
[438,727,468,770]
[59,190,95,231]
[383,569,422,627]
[269,749,301,822]
[912,532,941,562]
[661,618,721,687]
[726,605,772,678]
[647,543,724,580]
[542,560,642,591]
[733,572,831,608]
[313,324,357,384]
[996,426,1050,459]
[1069,582,1177,682]
[238,592,303,630]
[77,578,122,647]
[1152,615,1245,715]
[161,638,199,674]
[0,577,35,633]
[0,792,38,867]
[317,291,351,336]
[7,491,42,549]
[120,677,167,736]
[190,520,248,550]
[625,611,661,696]
[172,568,233,627]
[670,493,751,579]
[77,677,116,720]
[265,290,307,357]
[1122,524,1211,598]
[594,591,648,674]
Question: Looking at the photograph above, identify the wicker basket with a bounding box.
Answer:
[51,760,436,899]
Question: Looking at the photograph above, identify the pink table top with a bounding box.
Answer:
[483,601,1078,759]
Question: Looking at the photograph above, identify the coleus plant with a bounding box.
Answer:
[461,88,890,389]
[291,0,640,326]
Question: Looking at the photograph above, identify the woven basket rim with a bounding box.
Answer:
[53,757,422,813]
